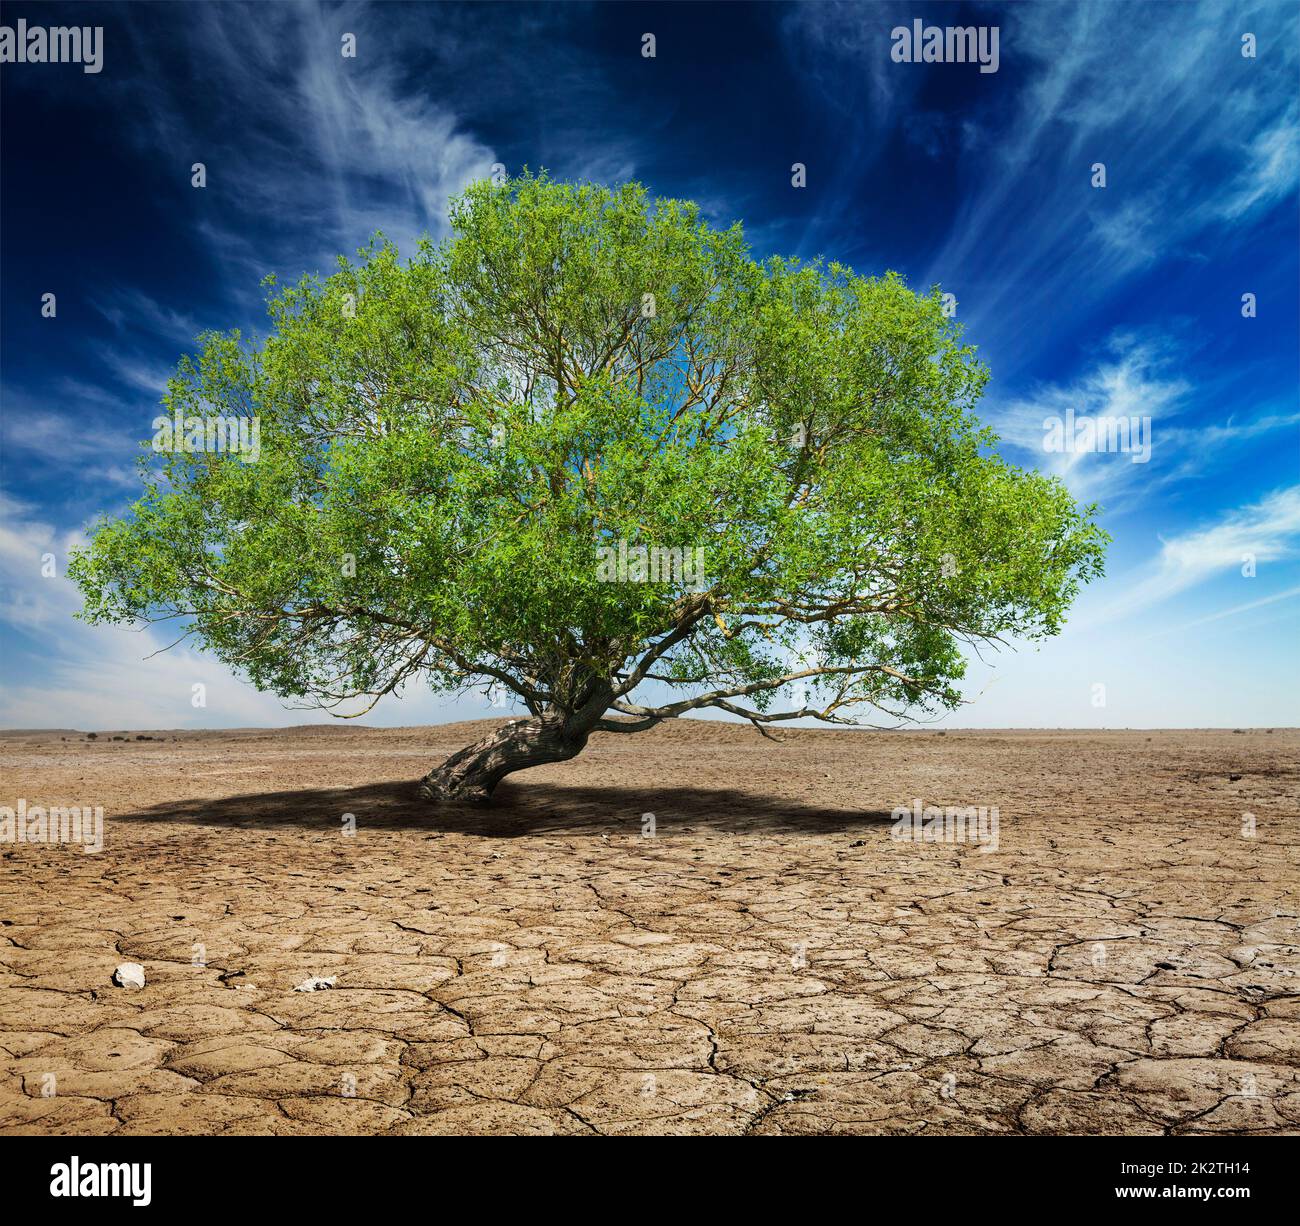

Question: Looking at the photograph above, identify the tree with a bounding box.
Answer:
[71,175,1107,802]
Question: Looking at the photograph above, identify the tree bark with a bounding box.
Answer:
[417,713,597,804]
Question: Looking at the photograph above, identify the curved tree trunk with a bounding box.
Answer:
[418,712,596,804]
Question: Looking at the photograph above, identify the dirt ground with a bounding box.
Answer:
[1,720,1297,1136]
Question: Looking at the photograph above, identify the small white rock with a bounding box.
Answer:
[113,963,146,990]
[294,975,337,992]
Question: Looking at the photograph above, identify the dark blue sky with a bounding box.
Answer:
[2,0,1297,727]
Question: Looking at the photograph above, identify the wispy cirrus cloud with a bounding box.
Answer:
[0,383,146,489]
[0,490,465,729]
[1086,485,1300,626]
[122,0,497,277]
[1144,581,1300,639]
[986,330,1299,511]
[985,333,1190,505]
[913,0,1298,354]
[1217,109,1300,221]
[91,288,205,344]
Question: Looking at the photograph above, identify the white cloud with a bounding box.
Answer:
[91,289,205,344]
[986,333,1190,506]
[1216,110,1300,221]
[0,491,477,730]
[986,331,1300,511]
[917,0,1298,349]
[125,1,497,273]
[90,346,174,401]
[1088,485,1300,625]
[0,383,151,488]
[1144,582,1300,639]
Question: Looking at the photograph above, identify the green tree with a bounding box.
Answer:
[71,175,1107,802]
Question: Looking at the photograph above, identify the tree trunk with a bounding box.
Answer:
[417,713,596,804]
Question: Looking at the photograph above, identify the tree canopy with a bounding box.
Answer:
[71,174,1107,799]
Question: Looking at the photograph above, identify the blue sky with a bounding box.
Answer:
[1,0,1297,729]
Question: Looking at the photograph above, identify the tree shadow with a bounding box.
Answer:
[111,777,897,837]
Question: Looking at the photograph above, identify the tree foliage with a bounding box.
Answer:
[72,174,1107,756]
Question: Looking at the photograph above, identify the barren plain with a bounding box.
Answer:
[1,721,1297,1135]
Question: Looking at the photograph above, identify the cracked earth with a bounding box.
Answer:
[1,721,1297,1135]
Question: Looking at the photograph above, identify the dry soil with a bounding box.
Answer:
[1,721,1297,1135]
